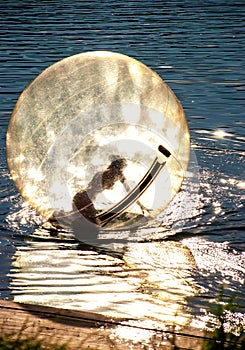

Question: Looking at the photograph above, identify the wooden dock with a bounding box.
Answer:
[0,300,132,349]
[0,300,205,349]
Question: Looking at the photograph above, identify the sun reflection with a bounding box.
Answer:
[213,129,230,138]
[212,200,222,215]
[221,178,245,189]
[237,181,245,189]
[9,230,198,345]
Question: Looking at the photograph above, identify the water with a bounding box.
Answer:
[0,0,244,346]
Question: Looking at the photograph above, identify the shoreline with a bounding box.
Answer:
[0,300,205,349]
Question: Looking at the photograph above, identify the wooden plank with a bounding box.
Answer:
[0,300,206,349]
[0,300,137,349]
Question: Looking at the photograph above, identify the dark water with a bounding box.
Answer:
[0,0,244,346]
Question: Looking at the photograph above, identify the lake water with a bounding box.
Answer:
[0,0,244,346]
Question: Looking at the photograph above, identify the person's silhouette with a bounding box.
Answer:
[73,157,127,225]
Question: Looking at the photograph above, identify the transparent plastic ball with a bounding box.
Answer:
[7,51,190,239]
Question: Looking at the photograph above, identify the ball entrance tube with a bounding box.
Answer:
[96,145,171,227]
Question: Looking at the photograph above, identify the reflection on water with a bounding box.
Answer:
[8,224,245,344]
[10,233,196,327]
